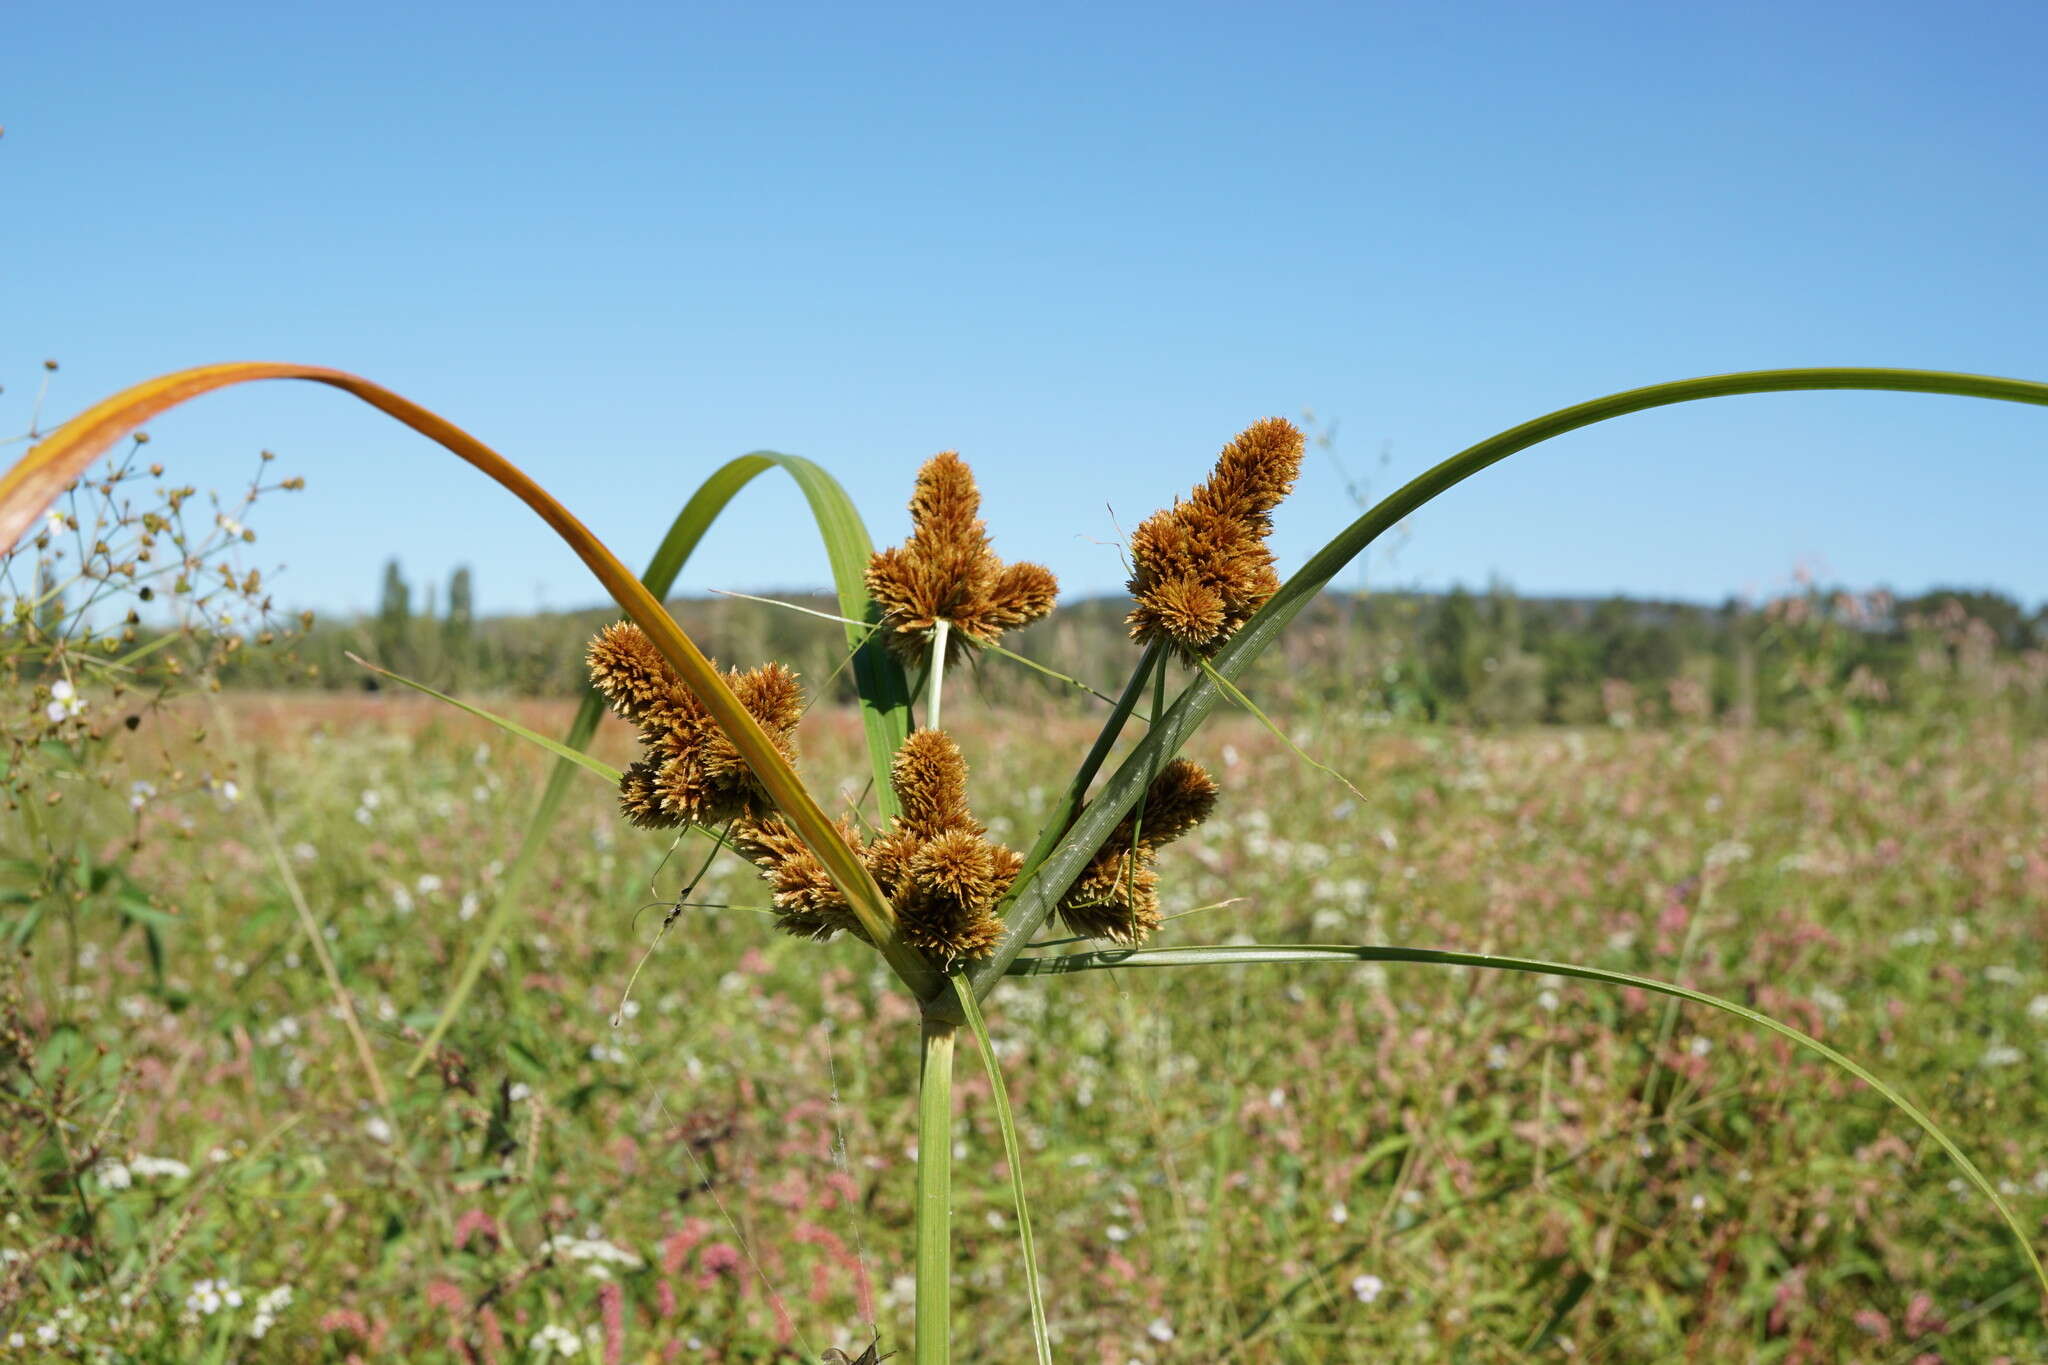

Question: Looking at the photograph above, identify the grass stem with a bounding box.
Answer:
[915,1016,957,1365]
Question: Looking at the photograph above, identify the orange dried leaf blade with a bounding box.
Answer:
[0,363,938,999]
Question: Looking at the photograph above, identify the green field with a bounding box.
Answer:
[6,684,2045,1362]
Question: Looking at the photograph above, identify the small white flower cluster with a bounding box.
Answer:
[246,1285,293,1340]
[540,1234,643,1279]
[45,678,86,724]
[16,1304,87,1350]
[184,1278,244,1320]
[128,1155,192,1180]
[528,1322,583,1357]
[1351,1273,1386,1304]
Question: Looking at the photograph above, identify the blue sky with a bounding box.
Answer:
[4,1,2045,617]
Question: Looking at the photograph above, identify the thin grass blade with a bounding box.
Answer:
[1006,941,2047,1300]
[953,973,1053,1365]
[345,652,622,784]
[968,368,2048,999]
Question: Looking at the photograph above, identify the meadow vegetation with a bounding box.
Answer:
[3,363,2046,1363]
[6,638,2047,1361]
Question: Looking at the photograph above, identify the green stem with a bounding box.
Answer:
[927,619,951,732]
[915,1017,957,1365]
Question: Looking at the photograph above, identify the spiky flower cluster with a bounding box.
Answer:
[866,452,1058,664]
[586,621,803,829]
[1126,418,1305,656]
[739,729,1023,962]
[1058,758,1218,944]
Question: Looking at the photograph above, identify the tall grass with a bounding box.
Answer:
[3,363,2046,1360]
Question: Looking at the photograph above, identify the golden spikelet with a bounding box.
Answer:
[866,452,1058,663]
[587,622,804,829]
[731,813,870,943]
[895,828,1006,960]
[724,726,1022,961]
[890,728,980,839]
[1057,758,1218,945]
[1127,418,1305,655]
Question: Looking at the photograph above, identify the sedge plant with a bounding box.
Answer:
[4,363,2048,1361]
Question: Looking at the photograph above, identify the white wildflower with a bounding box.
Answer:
[529,1322,583,1357]
[1147,1318,1175,1343]
[540,1235,643,1272]
[363,1116,394,1144]
[2027,995,2048,1023]
[1982,1044,2024,1068]
[184,1278,241,1318]
[1351,1273,1385,1304]
[128,780,156,811]
[46,679,86,723]
[130,1155,192,1181]
[94,1161,133,1191]
[246,1285,292,1339]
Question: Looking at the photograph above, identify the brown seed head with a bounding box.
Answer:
[588,622,804,828]
[1114,758,1218,850]
[724,727,1021,962]
[733,813,870,943]
[1127,418,1304,655]
[896,829,1007,960]
[890,728,979,839]
[866,452,1057,663]
[1056,759,1217,945]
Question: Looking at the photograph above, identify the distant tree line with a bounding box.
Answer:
[218,560,2048,732]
